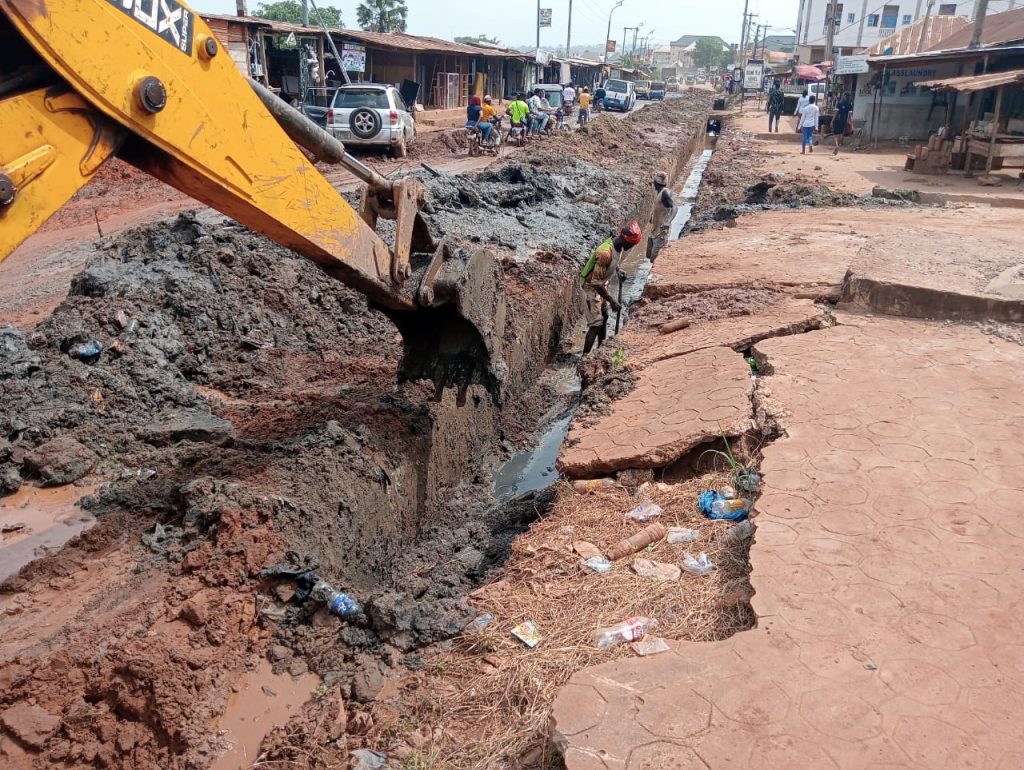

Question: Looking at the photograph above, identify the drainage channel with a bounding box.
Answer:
[492,136,718,502]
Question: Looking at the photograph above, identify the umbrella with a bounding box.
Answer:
[795,64,825,81]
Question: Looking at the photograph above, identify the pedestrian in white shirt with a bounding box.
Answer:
[794,89,810,130]
[800,95,820,154]
[563,84,576,106]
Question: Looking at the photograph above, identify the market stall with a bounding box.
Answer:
[916,68,1024,176]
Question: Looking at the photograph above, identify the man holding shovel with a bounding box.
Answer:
[579,221,643,354]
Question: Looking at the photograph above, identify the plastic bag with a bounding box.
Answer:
[625,501,663,522]
[667,527,701,543]
[682,552,715,576]
[698,490,748,521]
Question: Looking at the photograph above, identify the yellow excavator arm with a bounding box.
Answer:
[0,0,504,401]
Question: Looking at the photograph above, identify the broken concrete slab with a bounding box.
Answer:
[620,298,825,367]
[558,346,750,477]
[553,314,1024,768]
[137,412,236,447]
[841,271,1024,323]
[23,437,97,486]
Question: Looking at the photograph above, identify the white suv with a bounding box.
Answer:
[326,84,416,158]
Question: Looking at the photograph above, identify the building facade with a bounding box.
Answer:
[794,0,1019,62]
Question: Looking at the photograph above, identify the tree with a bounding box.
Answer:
[356,0,408,33]
[692,37,725,71]
[254,1,343,27]
[455,34,501,45]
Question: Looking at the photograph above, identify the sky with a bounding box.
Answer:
[192,0,802,50]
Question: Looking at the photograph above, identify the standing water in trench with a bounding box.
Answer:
[492,139,718,500]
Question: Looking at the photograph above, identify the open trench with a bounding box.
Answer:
[0,97,716,769]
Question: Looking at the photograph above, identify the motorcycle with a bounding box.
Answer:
[507,119,527,147]
[554,107,573,134]
[467,116,504,157]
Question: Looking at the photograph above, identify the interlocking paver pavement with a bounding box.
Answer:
[557,346,750,477]
[552,312,1024,768]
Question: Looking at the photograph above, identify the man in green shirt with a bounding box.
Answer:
[506,93,530,134]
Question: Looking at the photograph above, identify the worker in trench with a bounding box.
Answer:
[579,221,643,354]
[648,173,678,261]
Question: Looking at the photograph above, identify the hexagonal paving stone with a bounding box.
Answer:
[627,741,706,769]
[900,612,977,651]
[751,733,839,768]
[554,684,609,736]
[713,676,792,725]
[756,492,814,520]
[798,687,883,742]
[634,687,710,740]
[891,716,987,769]
[878,659,962,706]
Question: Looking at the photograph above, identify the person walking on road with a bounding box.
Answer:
[794,89,810,131]
[578,87,592,126]
[580,222,643,354]
[831,92,854,155]
[649,173,677,261]
[800,95,820,154]
[767,82,784,133]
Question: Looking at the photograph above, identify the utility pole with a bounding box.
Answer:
[566,0,573,56]
[739,0,749,64]
[824,0,838,63]
[300,0,309,25]
[916,0,935,53]
[536,0,540,52]
[824,0,838,109]
[604,1,623,64]
[969,0,990,48]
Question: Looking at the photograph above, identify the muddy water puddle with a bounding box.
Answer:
[211,659,321,769]
[0,484,96,582]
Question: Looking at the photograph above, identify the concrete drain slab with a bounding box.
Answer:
[557,345,751,478]
[620,298,824,368]
[552,313,1024,768]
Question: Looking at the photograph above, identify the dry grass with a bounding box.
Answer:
[364,471,756,769]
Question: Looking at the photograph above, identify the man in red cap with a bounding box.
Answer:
[579,221,643,354]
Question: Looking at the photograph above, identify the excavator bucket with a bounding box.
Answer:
[386,242,507,406]
[0,1,505,404]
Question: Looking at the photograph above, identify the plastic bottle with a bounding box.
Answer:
[711,498,747,516]
[593,617,658,650]
[311,580,362,620]
[573,478,616,492]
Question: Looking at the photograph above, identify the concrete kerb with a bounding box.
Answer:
[840,269,1024,324]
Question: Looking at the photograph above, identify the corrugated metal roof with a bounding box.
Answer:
[929,7,1024,49]
[198,14,529,59]
[867,15,970,56]
[915,68,1024,92]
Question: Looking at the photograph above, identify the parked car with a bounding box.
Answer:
[301,86,339,128]
[601,78,636,112]
[650,81,666,100]
[326,84,416,158]
[634,80,651,99]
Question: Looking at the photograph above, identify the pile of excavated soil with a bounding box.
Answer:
[688,125,906,232]
[0,95,712,769]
